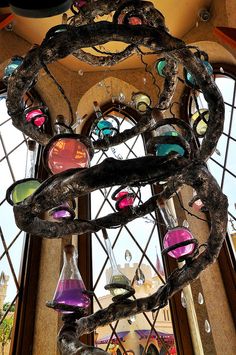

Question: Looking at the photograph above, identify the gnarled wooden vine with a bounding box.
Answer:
[6,1,227,354]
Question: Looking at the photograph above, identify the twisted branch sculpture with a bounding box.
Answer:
[6,1,227,354]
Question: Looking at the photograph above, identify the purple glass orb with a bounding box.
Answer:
[163,227,196,260]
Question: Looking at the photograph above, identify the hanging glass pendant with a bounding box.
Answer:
[198,292,204,305]
[6,178,41,206]
[204,320,211,333]
[103,230,131,297]
[156,59,167,77]
[52,245,90,312]
[181,291,187,308]
[24,106,48,128]
[155,125,185,157]
[191,109,209,137]
[135,267,145,285]
[184,60,213,88]
[4,56,23,80]
[125,249,132,263]
[182,220,189,228]
[43,133,93,175]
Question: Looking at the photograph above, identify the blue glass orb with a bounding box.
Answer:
[155,131,185,157]
[185,60,213,87]
[4,58,23,78]
[156,59,167,77]
[95,120,113,136]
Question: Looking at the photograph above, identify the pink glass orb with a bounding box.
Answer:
[128,16,142,25]
[25,109,46,127]
[116,191,134,209]
[163,227,196,260]
[47,137,90,174]
[192,199,204,212]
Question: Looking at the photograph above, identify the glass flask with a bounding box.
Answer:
[155,124,185,157]
[53,245,91,312]
[103,230,131,297]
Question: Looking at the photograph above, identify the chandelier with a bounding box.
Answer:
[5,0,227,354]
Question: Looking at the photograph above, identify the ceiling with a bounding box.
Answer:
[0,0,211,72]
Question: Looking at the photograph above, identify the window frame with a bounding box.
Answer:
[0,80,50,354]
[180,62,236,327]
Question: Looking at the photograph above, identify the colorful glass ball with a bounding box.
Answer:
[95,120,113,137]
[128,16,142,25]
[11,179,41,204]
[49,203,75,220]
[115,191,134,209]
[156,59,167,77]
[4,58,23,78]
[25,109,46,128]
[185,60,213,87]
[155,131,185,157]
[191,109,209,136]
[46,137,90,174]
[163,227,196,260]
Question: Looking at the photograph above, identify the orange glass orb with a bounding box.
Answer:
[46,137,90,174]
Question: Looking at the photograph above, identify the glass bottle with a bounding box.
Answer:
[103,229,130,297]
[53,245,90,312]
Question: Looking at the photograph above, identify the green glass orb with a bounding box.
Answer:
[12,180,41,204]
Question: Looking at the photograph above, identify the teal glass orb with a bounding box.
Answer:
[155,131,185,157]
[95,120,113,136]
[185,60,213,87]
[156,59,167,77]
[4,58,23,78]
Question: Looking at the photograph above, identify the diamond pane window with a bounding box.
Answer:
[88,106,177,355]
[188,68,236,263]
[0,89,40,354]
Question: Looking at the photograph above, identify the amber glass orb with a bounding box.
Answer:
[45,135,91,174]
[191,109,209,136]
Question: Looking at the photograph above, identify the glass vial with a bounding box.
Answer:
[103,229,131,297]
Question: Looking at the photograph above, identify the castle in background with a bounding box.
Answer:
[94,259,176,355]
[0,272,9,311]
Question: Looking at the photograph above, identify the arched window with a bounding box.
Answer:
[185,63,236,324]
[0,81,47,354]
[78,102,185,354]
